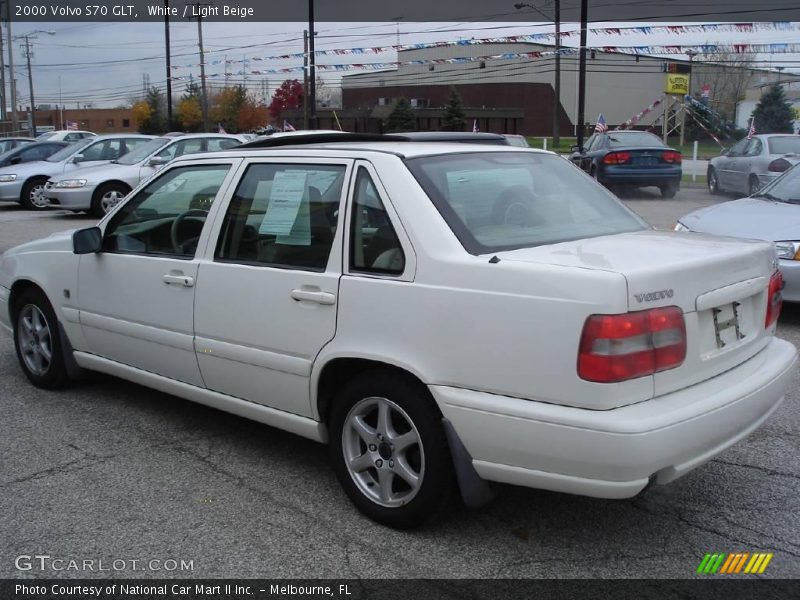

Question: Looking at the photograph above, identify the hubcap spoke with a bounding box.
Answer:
[377,468,394,503]
[392,455,420,488]
[348,452,374,474]
[391,431,417,453]
[351,415,377,445]
[376,400,392,438]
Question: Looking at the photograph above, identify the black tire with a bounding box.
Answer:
[707,167,721,195]
[20,177,50,210]
[91,182,131,217]
[12,288,69,389]
[748,175,761,197]
[329,370,455,529]
[660,183,679,199]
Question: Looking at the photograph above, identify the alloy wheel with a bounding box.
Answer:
[17,304,53,376]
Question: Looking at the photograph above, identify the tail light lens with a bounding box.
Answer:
[765,270,784,328]
[662,151,682,164]
[768,158,792,173]
[602,151,632,165]
[578,306,687,383]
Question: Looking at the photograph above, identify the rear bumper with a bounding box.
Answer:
[600,165,682,186]
[432,337,796,498]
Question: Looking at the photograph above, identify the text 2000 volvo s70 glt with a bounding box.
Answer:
[1,135,795,528]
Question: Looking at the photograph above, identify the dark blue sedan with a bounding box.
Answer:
[568,130,682,198]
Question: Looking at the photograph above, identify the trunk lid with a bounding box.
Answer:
[494,230,776,398]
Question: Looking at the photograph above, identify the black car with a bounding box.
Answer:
[0,141,70,168]
[0,137,36,154]
[568,130,682,198]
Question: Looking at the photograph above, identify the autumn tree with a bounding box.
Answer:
[386,98,416,132]
[175,80,203,132]
[441,86,466,131]
[237,100,269,132]
[210,85,248,133]
[268,79,304,121]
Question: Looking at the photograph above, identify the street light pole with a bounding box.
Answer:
[575,0,588,149]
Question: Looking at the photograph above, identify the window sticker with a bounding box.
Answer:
[258,170,312,246]
[259,171,308,235]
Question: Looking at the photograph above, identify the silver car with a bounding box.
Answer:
[708,134,800,197]
[46,133,247,216]
[677,162,800,301]
[0,135,154,210]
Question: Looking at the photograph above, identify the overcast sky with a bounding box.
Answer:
[6,20,798,109]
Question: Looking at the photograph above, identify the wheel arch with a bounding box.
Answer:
[313,356,437,424]
[19,175,50,200]
[9,278,50,318]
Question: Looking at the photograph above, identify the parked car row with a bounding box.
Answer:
[0,132,247,215]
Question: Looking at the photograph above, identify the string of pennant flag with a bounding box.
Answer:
[169,41,800,80]
[170,21,800,70]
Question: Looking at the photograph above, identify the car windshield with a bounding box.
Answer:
[406,151,647,254]
[606,132,665,148]
[45,137,95,162]
[768,137,800,155]
[755,164,800,203]
[116,138,171,165]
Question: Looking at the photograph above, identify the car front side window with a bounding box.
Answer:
[102,164,231,258]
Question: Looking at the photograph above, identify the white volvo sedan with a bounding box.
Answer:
[0,136,796,528]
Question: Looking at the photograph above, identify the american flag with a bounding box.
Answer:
[217,123,226,134]
[283,120,296,132]
[595,114,608,133]
[747,118,755,139]
[65,120,78,131]
[472,119,479,133]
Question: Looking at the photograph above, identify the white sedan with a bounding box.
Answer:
[0,137,795,528]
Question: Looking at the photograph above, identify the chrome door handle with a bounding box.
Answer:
[163,273,195,287]
[290,289,336,305]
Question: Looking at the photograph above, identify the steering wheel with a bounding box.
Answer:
[170,209,209,254]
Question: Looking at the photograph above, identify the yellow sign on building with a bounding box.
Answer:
[665,74,689,95]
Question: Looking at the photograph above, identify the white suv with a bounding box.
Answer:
[0,135,796,528]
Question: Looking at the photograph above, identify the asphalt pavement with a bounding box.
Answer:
[1,186,798,579]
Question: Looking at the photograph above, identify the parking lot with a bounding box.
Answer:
[1,183,799,579]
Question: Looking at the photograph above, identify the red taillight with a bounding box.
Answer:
[578,306,687,383]
[765,270,784,328]
[768,158,792,173]
[662,151,682,164]
[602,151,632,165]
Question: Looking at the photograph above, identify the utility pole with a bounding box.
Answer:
[553,0,561,145]
[22,36,35,136]
[164,0,173,128]
[0,0,6,124]
[308,0,316,129]
[6,8,18,132]
[186,3,211,131]
[575,0,588,149]
[303,29,309,130]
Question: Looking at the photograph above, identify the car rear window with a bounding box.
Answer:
[768,137,800,155]
[607,132,665,148]
[406,151,647,254]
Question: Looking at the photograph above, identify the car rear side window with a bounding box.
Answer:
[215,163,346,271]
[350,168,405,275]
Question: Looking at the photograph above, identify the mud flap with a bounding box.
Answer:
[442,417,496,508]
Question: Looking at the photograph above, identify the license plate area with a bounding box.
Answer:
[712,302,745,349]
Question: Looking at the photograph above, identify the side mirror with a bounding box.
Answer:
[72,227,102,254]
[72,154,85,163]
[570,145,582,153]
[148,156,167,168]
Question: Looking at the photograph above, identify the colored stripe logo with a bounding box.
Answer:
[697,552,773,574]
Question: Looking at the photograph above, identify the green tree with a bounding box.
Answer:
[441,86,466,131]
[386,98,416,133]
[751,84,794,134]
[135,87,166,134]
